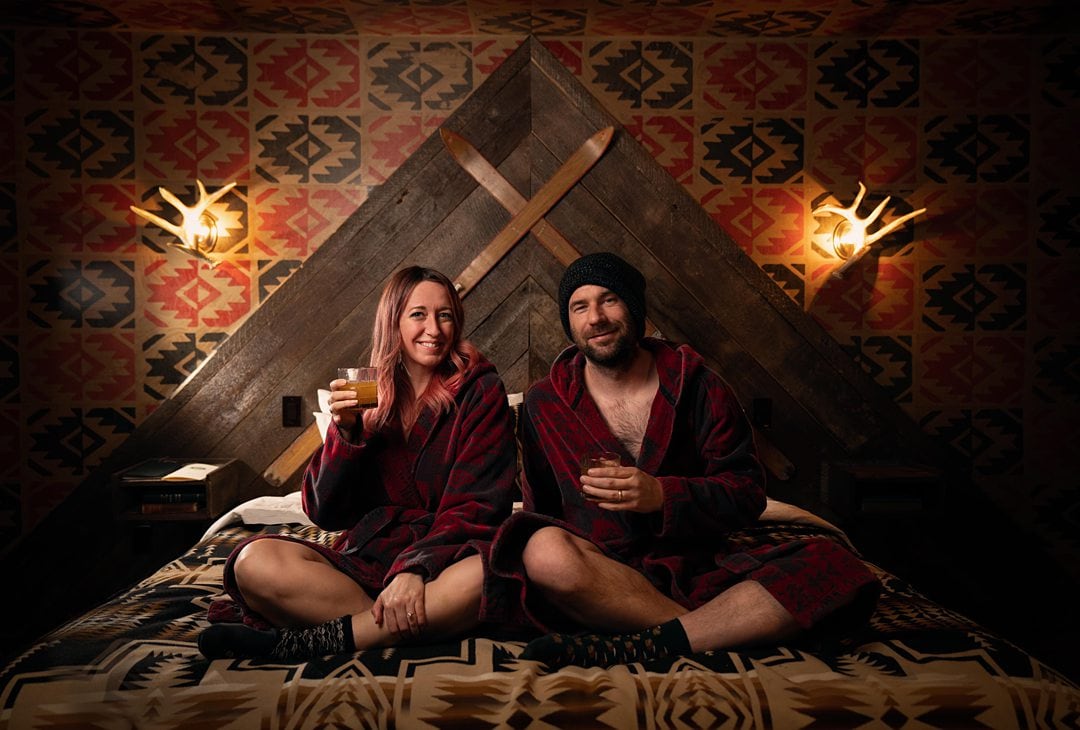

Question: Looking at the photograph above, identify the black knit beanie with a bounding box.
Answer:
[558,252,646,340]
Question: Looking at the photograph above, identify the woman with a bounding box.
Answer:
[199,266,517,661]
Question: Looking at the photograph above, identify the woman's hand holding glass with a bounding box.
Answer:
[327,377,360,429]
[329,367,379,433]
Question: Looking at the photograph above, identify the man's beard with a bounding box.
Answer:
[577,325,637,369]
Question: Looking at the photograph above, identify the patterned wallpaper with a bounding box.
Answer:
[0,2,1077,581]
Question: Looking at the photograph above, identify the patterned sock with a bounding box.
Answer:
[520,618,691,669]
[199,615,355,661]
[271,615,355,661]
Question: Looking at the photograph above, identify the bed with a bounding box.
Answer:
[2,498,1077,729]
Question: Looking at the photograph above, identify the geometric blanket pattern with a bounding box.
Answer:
[3,523,1077,729]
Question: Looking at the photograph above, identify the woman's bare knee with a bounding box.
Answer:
[233,539,319,601]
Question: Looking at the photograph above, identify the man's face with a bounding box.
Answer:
[567,284,637,368]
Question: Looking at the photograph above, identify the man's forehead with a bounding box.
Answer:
[569,284,617,304]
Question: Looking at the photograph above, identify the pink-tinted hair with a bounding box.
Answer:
[367,266,480,430]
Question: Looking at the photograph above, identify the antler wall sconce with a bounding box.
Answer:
[131,180,237,267]
[813,182,926,278]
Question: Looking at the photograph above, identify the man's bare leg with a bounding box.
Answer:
[679,580,800,652]
[519,527,801,668]
[522,526,685,630]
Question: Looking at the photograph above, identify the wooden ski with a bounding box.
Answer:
[444,126,614,295]
[441,129,581,269]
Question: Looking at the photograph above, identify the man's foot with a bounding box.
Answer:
[520,620,690,669]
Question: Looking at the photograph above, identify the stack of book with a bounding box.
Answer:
[138,486,206,514]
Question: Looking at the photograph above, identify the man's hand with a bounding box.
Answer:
[372,572,426,638]
[580,466,663,513]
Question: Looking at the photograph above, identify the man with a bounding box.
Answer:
[487,252,880,669]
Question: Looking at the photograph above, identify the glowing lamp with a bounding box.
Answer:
[131,180,236,267]
[813,182,926,278]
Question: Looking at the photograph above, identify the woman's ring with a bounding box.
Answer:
[618,490,624,502]
[407,612,415,619]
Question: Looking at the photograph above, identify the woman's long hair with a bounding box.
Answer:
[366,266,480,431]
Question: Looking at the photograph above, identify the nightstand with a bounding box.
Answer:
[113,457,241,522]
[821,460,943,581]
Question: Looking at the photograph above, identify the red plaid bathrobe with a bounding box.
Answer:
[485,339,880,633]
[220,358,517,619]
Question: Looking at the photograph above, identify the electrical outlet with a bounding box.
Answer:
[282,395,302,427]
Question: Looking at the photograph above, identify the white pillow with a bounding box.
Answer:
[315,388,333,442]
[200,491,313,541]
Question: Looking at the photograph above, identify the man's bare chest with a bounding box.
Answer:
[592,390,654,460]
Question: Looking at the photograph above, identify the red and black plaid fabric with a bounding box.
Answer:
[221,357,518,617]
[486,339,879,632]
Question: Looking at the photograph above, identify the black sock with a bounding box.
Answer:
[520,618,691,669]
[199,615,355,661]
[199,623,279,659]
[272,615,355,661]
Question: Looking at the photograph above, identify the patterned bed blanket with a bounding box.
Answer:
[2,523,1077,729]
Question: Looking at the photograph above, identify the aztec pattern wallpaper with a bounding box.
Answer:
[0,1,1077,584]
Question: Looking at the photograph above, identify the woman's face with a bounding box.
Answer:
[398,280,455,375]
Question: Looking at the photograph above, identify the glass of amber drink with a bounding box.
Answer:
[337,367,379,409]
[579,451,620,500]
